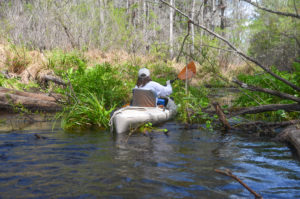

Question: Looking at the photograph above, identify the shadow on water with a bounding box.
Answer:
[0,114,300,198]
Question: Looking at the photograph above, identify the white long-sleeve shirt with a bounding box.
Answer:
[135,81,172,97]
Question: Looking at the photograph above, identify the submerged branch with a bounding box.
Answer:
[215,169,263,199]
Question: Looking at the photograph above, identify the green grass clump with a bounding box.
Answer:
[61,92,115,130]
[61,63,136,130]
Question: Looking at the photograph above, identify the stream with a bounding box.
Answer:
[0,116,300,198]
[0,88,300,198]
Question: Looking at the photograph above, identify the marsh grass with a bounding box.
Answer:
[61,92,115,130]
[61,62,136,130]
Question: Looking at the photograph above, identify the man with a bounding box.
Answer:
[135,68,172,98]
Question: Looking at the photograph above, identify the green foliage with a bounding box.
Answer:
[69,63,133,108]
[62,92,115,130]
[149,42,168,60]
[47,50,87,76]
[61,63,135,130]
[0,73,40,91]
[248,0,300,70]
[234,64,300,120]
[172,80,211,124]
[138,122,153,133]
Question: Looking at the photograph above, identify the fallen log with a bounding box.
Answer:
[0,87,62,112]
[40,74,66,86]
[0,87,58,102]
[229,103,300,118]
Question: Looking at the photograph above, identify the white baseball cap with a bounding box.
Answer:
[138,68,150,78]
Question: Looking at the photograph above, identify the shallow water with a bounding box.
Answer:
[0,119,299,199]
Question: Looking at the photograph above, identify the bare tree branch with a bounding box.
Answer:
[198,44,236,52]
[229,103,300,118]
[158,0,300,93]
[213,102,231,130]
[176,20,191,62]
[242,0,300,19]
[232,79,300,103]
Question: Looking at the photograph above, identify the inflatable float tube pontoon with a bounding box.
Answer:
[109,101,177,134]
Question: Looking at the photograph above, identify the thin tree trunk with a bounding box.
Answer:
[99,0,105,25]
[127,0,130,14]
[191,0,195,54]
[143,0,147,51]
[219,0,225,30]
[169,0,174,59]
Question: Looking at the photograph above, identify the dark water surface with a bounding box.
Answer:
[0,119,300,199]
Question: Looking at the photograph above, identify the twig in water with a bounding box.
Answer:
[125,123,149,143]
[215,169,263,199]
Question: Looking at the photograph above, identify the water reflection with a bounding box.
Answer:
[0,120,300,198]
